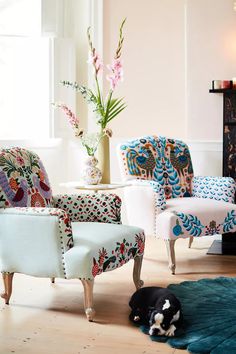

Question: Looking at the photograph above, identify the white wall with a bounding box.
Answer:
[103,0,236,142]
[186,0,236,141]
[103,0,186,139]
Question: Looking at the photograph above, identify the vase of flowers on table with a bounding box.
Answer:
[54,19,127,185]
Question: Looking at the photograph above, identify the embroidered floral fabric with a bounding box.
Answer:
[119,135,194,200]
[172,210,236,238]
[0,147,53,208]
[68,222,145,280]
[91,231,145,278]
[155,198,236,240]
[192,176,236,203]
[53,193,122,224]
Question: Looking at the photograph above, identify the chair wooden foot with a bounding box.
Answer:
[51,277,55,284]
[188,236,194,248]
[1,272,14,305]
[164,239,176,275]
[133,255,144,289]
[80,279,95,321]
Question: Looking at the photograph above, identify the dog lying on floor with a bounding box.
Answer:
[129,286,183,337]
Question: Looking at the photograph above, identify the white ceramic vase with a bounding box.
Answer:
[83,155,102,185]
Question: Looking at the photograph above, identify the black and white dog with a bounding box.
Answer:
[129,286,183,337]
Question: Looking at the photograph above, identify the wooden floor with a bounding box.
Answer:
[1,236,236,354]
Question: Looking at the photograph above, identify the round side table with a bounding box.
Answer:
[59,182,131,193]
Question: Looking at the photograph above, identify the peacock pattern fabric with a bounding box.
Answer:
[192,176,236,203]
[119,136,194,200]
[53,193,122,224]
[0,147,53,208]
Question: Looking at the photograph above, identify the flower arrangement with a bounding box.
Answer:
[55,18,126,157]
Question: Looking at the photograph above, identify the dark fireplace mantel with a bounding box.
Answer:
[208,88,236,255]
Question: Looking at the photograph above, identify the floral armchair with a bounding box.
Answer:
[118,135,236,274]
[0,147,145,321]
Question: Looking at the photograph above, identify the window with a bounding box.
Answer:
[0,36,52,139]
[0,0,75,140]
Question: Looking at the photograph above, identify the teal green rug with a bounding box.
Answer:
[140,277,236,354]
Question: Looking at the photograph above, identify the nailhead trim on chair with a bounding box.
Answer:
[128,180,166,237]
[49,209,74,279]
[11,207,73,279]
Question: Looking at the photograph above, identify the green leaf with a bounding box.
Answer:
[0,156,7,166]
[107,97,125,114]
[107,103,127,121]
[108,101,126,117]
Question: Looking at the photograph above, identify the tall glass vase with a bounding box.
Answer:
[98,134,110,184]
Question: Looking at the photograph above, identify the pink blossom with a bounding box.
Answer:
[88,49,103,75]
[106,58,123,90]
[58,104,79,129]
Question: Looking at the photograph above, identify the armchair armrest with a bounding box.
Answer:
[128,179,166,212]
[52,193,121,224]
[123,179,166,236]
[0,207,73,278]
[192,176,236,203]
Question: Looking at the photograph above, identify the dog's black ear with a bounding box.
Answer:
[148,306,155,313]
[148,307,156,325]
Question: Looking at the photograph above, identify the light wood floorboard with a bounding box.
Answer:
[0,236,236,354]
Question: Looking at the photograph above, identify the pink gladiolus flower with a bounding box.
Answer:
[106,58,123,90]
[58,104,79,129]
[88,50,103,75]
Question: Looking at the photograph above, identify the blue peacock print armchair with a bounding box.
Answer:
[0,147,145,320]
[118,136,236,274]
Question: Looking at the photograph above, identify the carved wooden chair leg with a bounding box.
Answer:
[164,239,176,275]
[188,236,194,248]
[1,272,14,304]
[80,279,95,322]
[133,255,144,289]
[51,277,55,284]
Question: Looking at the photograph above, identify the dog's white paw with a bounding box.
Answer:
[165,324,176,337]
[149,328,154,336]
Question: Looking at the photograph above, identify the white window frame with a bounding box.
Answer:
[0,0,76,144]
[0,0,103,146]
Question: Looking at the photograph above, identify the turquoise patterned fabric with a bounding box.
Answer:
[156,197,236,240]
[119,136,194,199]
[192,176,236,203]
